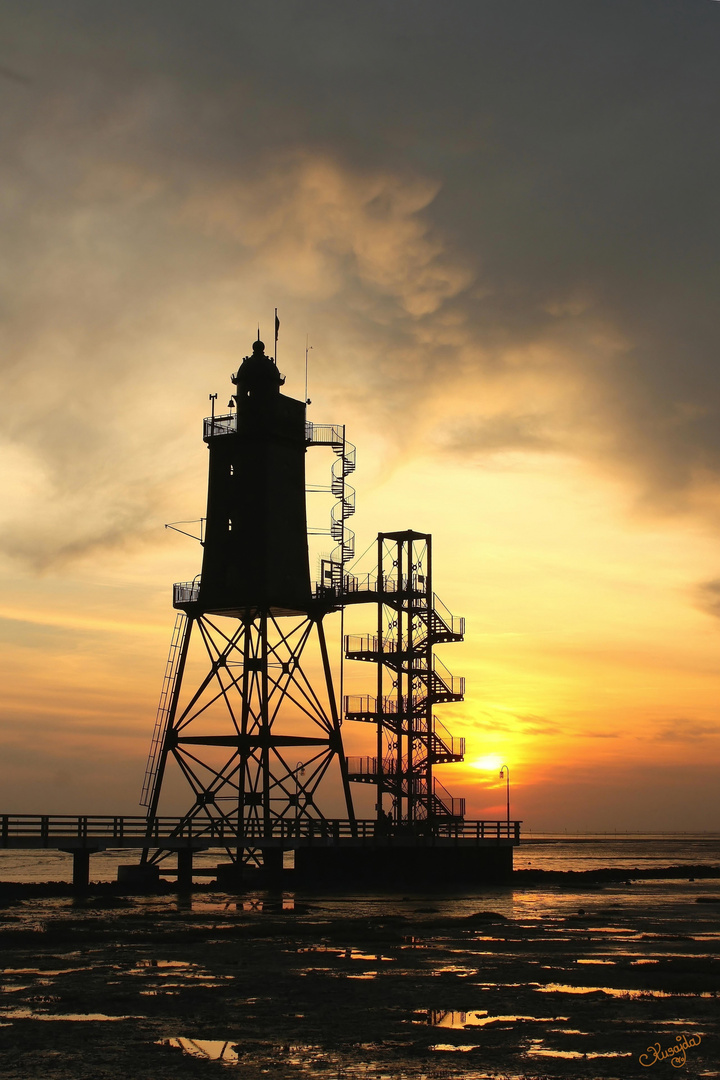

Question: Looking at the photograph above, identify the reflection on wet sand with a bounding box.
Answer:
[429,1043,479,1051]
[160,1037,239,1063]
[1,1009,138,1021]
[528,1047,633,1059]
[424,1010,564,1028]
[537,983,716,998]
[0,877,718,1078]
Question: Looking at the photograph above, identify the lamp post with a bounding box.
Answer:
[294,762,305,831]
[499,764,510,831]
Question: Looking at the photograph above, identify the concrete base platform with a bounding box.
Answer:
[294,844,513,886]
[215,862,246,888]
[117,863,161,889]
[216,849,285,888]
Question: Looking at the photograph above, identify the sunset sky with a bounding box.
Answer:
[1,0,719,830]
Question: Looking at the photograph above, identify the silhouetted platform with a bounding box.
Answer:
[0,815,520,887]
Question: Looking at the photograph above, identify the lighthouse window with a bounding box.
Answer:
[228,519,233,532]
[229,464,234,476]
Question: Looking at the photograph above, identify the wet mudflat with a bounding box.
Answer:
[0,880,718,1079]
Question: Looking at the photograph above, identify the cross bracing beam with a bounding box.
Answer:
[141,609,355,866]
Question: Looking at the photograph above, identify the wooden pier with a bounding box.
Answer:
[0,815,521,888]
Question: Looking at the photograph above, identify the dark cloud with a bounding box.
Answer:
[1,0,720,564]
[695,579,720,620]
[0,64,30,83]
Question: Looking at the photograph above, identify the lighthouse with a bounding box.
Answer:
[140,338,355,876]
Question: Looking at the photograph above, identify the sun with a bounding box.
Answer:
[468,753,505,773]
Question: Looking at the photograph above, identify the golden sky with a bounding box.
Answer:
[0,1,719,829]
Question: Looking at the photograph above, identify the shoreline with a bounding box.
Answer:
[1,862,719,899]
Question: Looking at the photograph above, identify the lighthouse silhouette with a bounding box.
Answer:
[139,337,355,878]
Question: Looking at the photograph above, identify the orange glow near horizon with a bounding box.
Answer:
[1,431,719,829]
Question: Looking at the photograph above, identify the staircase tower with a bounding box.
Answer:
[344,531,466,826]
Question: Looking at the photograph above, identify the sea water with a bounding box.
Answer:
[0,833,717,883]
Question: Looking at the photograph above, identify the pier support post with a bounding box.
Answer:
[261,847,284,884]
[177,848,194,890]
[61,849,93,890]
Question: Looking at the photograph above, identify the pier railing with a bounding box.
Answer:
[0,815,521,846]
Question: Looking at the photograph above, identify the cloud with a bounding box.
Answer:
[180,151,472,315]
[438,413,558,458]
[0,64,30,84]
[470,712,562,737]
[695,579,720,621]
[2,0,720,568]
[514,714,563,737]
[650,718,720,741]
[0,141,472,566]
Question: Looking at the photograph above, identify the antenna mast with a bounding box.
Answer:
[305,335,312,403]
